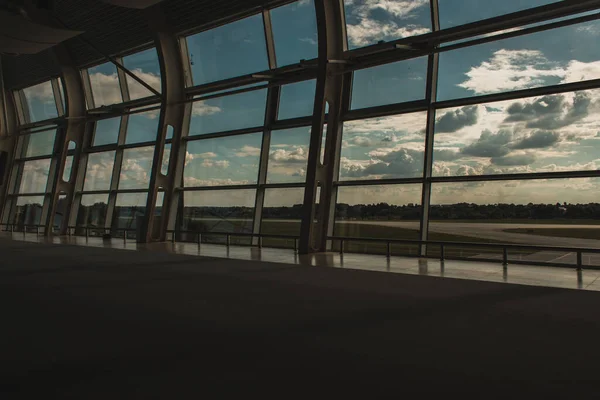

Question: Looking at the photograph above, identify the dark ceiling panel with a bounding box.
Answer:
[3,0,293,89]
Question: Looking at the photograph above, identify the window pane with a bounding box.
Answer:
[351,57,428,110]
[267,127,311,184]
[88,62,122,107]
[93,117,121,146]
[125,111,159,144]
[84,151,115,191]
[340,112,427,181]
[261,188,304,248]
[433,89,600,176]
[77,194,109,232]
[343,0,431,50]
[189,89,267,135]
[12,196,45,226]
[278,80,316,120]
[186,14,268,85]
[113,192,147,232]
[19,159,50,194]
[22,130,55,158]
[430,178,600,261]
[271,0,318,67]
[122,48,161,100]
[22,81,58,123]
[63,156,73,182]
[437,20,600,101]
[439,0,559,29]
[119,146,154,190]
[184,133,262,187]
[179,189,256,243]
[334,184,422,255]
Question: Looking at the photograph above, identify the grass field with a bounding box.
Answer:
[260,220,528,259]
[503,228,600,240]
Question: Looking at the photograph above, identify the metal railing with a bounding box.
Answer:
[167,229,301,253]
[5,223,599,271]
[330,236,600,270]
[67,226,138,244]
[0,223,58,236]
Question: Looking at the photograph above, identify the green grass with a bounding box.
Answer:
[259,220,526,259]
[504,228,600,240]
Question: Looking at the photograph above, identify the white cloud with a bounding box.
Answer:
[345,0,430,46]
[458,49,566,94]
[235,146,262,157]
[202,159,230,168]
[192,101,222,117]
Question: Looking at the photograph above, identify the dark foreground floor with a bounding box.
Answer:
[1,238,600,398]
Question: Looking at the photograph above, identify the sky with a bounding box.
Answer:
[15,0,600,213]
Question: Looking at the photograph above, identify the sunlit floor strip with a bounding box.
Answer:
[3,232,599,292]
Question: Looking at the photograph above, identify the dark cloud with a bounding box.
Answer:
[436,105,479,133]
[491,153,537,166]
[460,129,512,158]
[511,131,560,150]
[434,149,460,161]
[342,148,424,179]
[505,94,564,122]
[504,92,591,130]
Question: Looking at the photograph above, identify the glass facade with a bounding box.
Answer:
[3,0,600,267]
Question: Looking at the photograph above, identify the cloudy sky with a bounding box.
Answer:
[17,0,600,209]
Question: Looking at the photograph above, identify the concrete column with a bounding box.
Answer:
[43,45,87,236]
[138,5,187,243]
[299,0,346,254]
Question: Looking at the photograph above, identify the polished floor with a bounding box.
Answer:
[2,235,600,397]
[4,231,599,291]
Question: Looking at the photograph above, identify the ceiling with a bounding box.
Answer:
[1,0,291,89]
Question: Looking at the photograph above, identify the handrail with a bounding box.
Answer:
[6,223,598,270]
[329,235,600,270]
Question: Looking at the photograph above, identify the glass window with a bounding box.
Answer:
[113,192,148,232]
[162,144,171,175]
[432,89,600,176]
[125,111,159,144]
[186,14,269,85]
[84,151,115,191]
[19,159,51,194]
[343,0,432,50]
[12,196,45,226]
[267,127,311,184]
[179,189,256,243]
[22,130,55,158]
[119,146,155,190]
[93,117,121,146]
[437,20,600,101]
[22,81,58,123]
[351,57,428,110]
[439,0,559,29]
[189,89,267,135]
[184,133,262,187]
[88,62,122,108]
[261,187,304,248]
[271,0,318,67]
[122,48,161,100]
[63,156,73,182]
[76,194,109,234]
[340,112,428,181]
[334,184,422,255]
[278,80,316,120]
[430,178,600,251]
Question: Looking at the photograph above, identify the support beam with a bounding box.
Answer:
[299,0,346,254]
[44,45,87,236]
[138,5,186,243]
[419,0,440,257]
[0,58,20,225]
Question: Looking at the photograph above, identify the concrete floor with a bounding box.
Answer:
[2,234,600,397]
[6,232,599,291]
